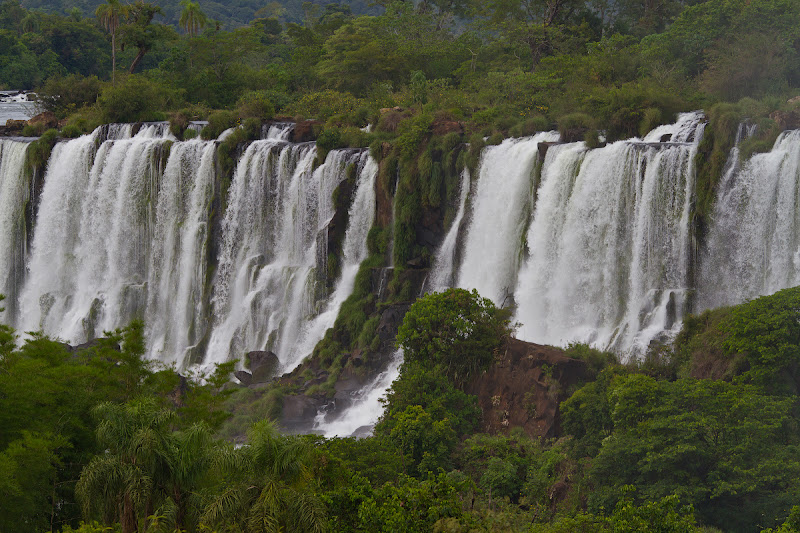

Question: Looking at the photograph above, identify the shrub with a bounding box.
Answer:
[584,128,600,148]
[285,90,363,123]
[236,90,275,120]
[95,75,183,124]
[638,107,663,137]
[21,123,45,137]
[558,113,595,143]
[201,110,238,140]
[60,124,83,138]
[36,74,102,118]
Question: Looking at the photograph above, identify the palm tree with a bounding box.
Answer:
[179,0,207,36]
[95,0,128,84]
[157,422,218,531]
[200,420,326,533]
[76,399,175,533]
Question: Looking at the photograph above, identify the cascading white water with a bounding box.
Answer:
[427,168,470,293]
[17,131,100,336]
[262,123,294,140]
[457,132,560,306]
[146,139,217,366]
[314,349,402,437]
[283,155,378,372]
[135,122,177,140]
[204,144,376,373]
[13,124,375,372]
[18,126,169,341]
[698,130,800,310]
[512,113,704,354]
[102,123,134,141]
[0,139,32,314]
[204,140,316,366]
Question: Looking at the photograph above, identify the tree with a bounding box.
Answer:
[119,0,175,73]
[76,399,175,533]
[179,0,207,37]
[396,288,512,386]
[481,0,584,69]
[95,0,128,84]
[0,432,66,533]
[200,420,326,533]
[584,375,800,532]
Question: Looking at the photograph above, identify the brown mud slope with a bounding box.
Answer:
[466,338,590,439]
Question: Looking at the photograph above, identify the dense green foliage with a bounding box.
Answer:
[3,0,799,142]
[397,288,512,385]
[3,286,800,531]
[0,321,234,532]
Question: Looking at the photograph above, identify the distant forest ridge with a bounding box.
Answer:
[19,0,382,28]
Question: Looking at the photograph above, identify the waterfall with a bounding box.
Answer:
[146,139,217,366]
[698,130,800,309]
[513,113,704,354]
[262,123,294,140]
[18,127,169,341]
[426,168,470,293]
[283,155,378,372]
[457,132,560,306]
[204,145,376,373]
[6,121,376,373]
[11,125,376,372]
[314,349,403,437]
[7,109,800,384]
[0,139,32,316]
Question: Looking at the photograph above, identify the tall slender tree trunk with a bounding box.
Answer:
[111,31,117,85]
[129,47,147,74]
[122,493,137,533]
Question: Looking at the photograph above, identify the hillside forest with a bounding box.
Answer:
[2,0,800,532]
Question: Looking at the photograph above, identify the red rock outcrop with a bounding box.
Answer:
[466,338,590,439]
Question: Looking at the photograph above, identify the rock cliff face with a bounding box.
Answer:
[466,338,590,439]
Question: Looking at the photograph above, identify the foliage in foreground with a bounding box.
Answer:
[3,290,800,532]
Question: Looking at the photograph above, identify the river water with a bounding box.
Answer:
[0,101,36,126]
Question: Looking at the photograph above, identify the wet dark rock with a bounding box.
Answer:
[291,120,322,142]
[4,119,26,132]
[66,338,120,353]
[378,304,410,343]
[432,119,464,136]
[406,256,424,268]
[234,370,253,386]
[770,109,800,130]
[538,141,564,159]
[246,350,279,384]
[281,395,321,430]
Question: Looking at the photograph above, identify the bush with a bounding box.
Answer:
[584,128,600,148]
[285,90,364,123]
[201,110,238,140]
[60,124,83,138]
[21,123,45,137]
[36,74,102,118]
[236,90,275,120]
[557,113,595,143]
[95,75,184,124]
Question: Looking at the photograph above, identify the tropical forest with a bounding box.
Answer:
[1,0,800,531]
